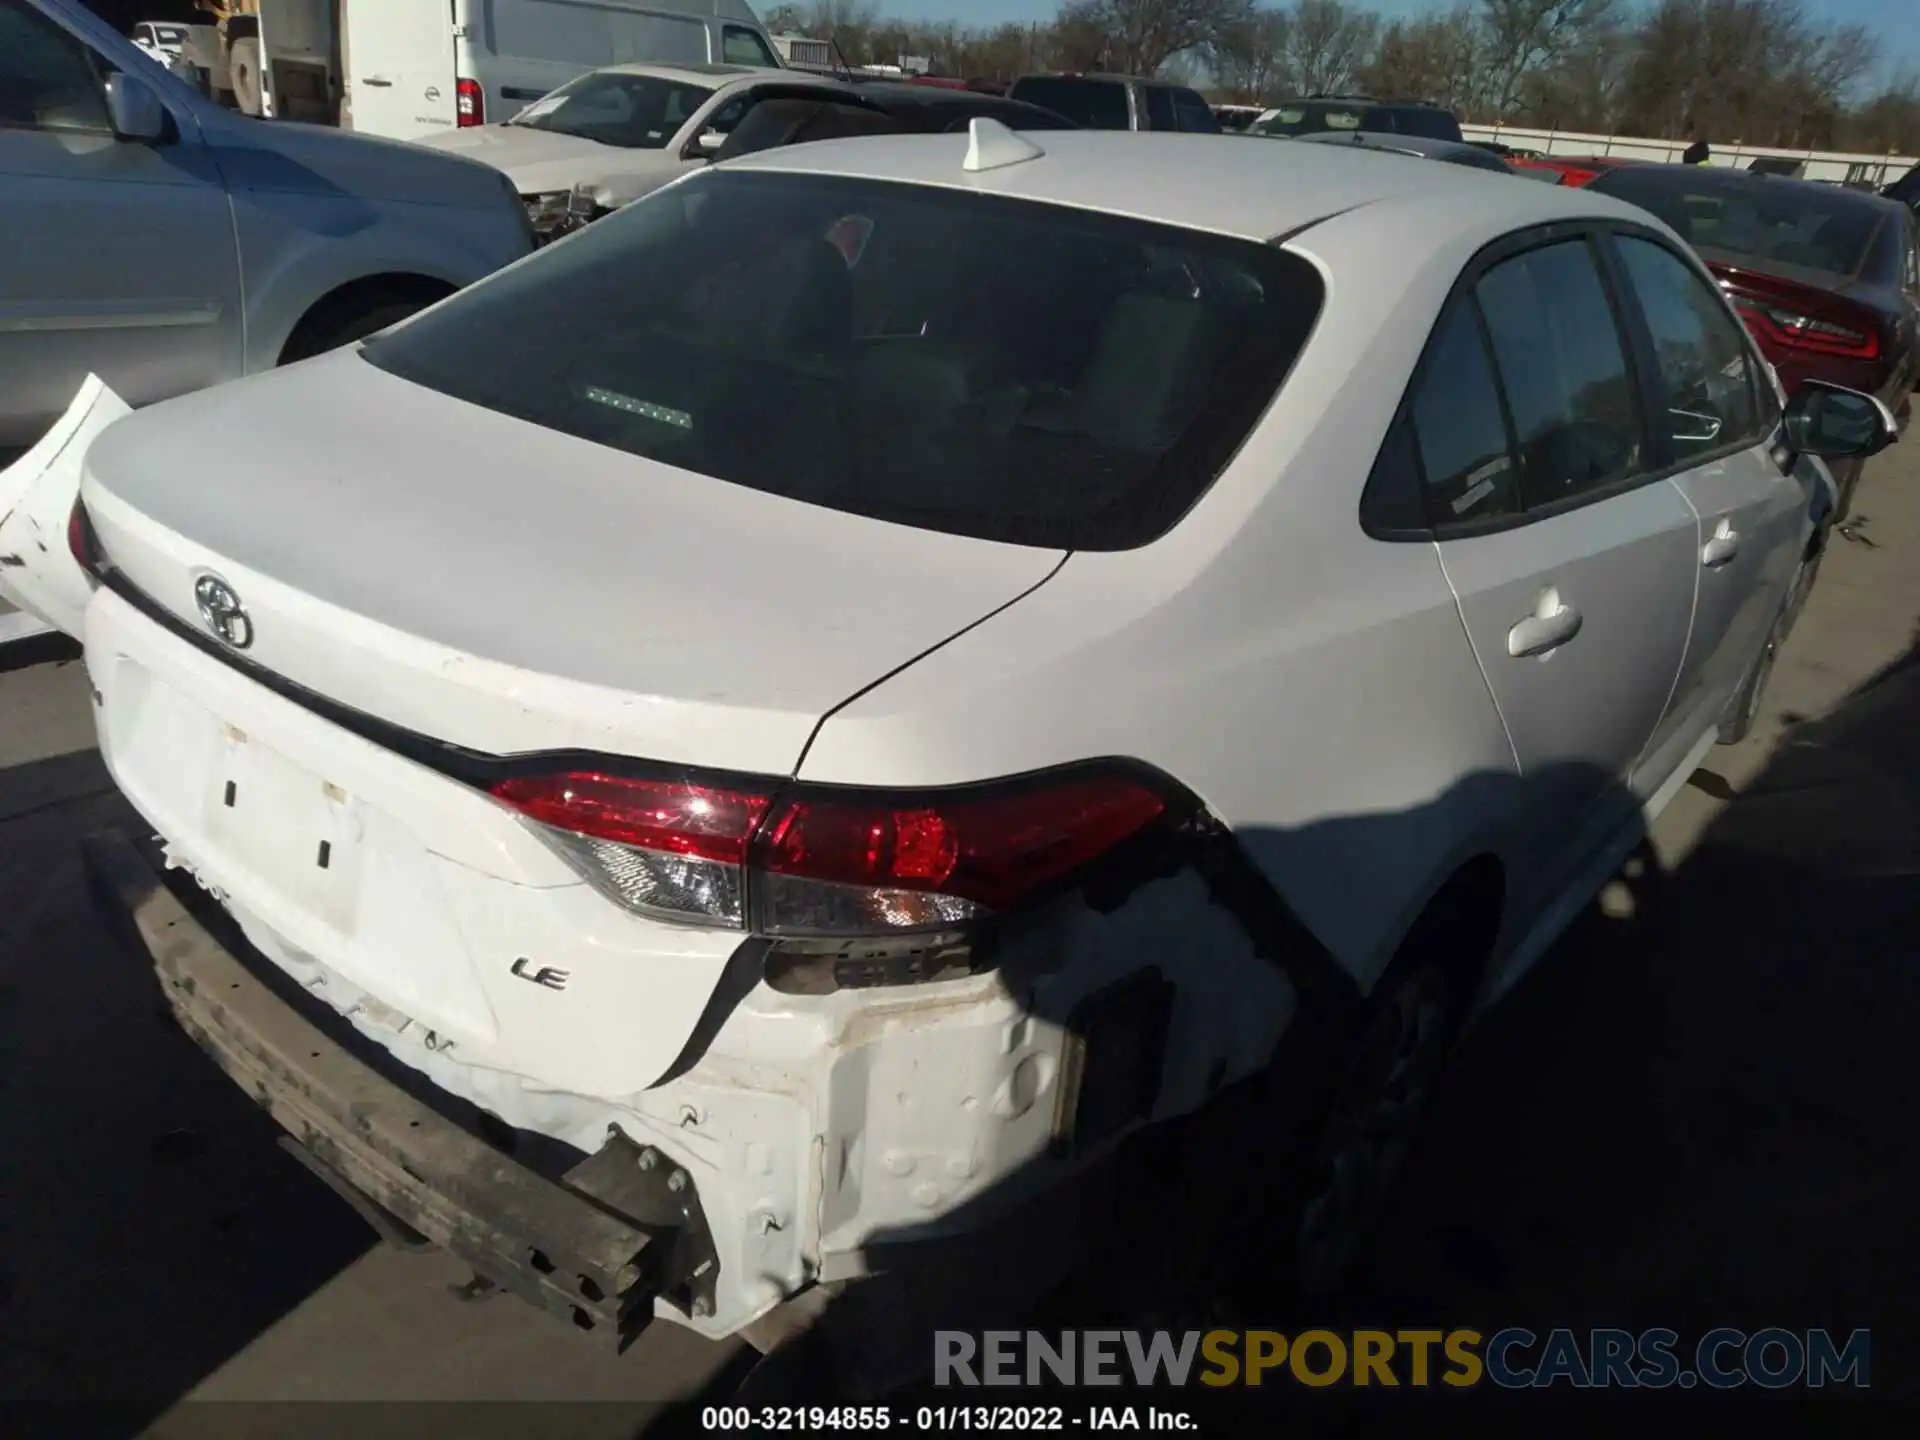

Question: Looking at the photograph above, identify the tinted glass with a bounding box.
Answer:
[1251,102,1365,136]
[1009,76,1130,129]
[721,26,777,67]
[1476,241,1645,508]
[1615,237,1764,460]
[792,101,897,143]
[362,171,1325,551]
[1172,88,1221,133]
[0,2,110,132]
[715,97,893,159]
[936,101,1078,133]
[1411,301,1519,523]
[1143,85,1176,130]
[508,72,714,148]
[1589,169,1887,281]
[1392,106,1463,141]
[491,4,707,67]
[1440,147,1518,173]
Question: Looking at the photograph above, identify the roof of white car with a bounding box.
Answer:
[720,129,1657,243]
[589,61,809,87]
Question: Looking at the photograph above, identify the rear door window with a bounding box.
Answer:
[1143,85,1175,131]
[1171,88,1221,132]
[1475,240,1647,509]
[1009,76,1130,129]
[1612,235,1766,461]
[361,171,1326,550]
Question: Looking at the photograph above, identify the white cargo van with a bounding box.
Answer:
[341,0,783,142]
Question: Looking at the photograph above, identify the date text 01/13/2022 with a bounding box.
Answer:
[699,1406,1201,1431]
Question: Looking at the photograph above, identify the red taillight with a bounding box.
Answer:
[490,767,1170,935]
[491,772,770,926]
[1721,275,1881,361]
[456,77,484,127]
[756,778,1166,921]
[68,498,99,572]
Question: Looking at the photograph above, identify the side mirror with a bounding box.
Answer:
[1782,380,1900,460]
[698,129,726,152]
[105,72,169,143]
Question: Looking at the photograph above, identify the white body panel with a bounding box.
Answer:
[8,131,1824,1337]
[341,0,782,141]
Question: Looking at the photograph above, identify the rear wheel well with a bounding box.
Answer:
[1388,854,1505,1012]
[278,274,457,365]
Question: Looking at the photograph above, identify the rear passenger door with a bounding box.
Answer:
[1603,229,1804,770]
[1410,230,1698,883]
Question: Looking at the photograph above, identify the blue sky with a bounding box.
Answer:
[872,0,1920,79]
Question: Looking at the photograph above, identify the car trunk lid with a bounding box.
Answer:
[79,351,1065,776]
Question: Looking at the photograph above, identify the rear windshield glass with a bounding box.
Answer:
[1252,103,1366,136]
[1592,170,1887,280]
[362,172,1324,551]
[509,72,714,148]
[1010,77,1131,130]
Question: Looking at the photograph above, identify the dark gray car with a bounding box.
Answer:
[1292,129,1519,174]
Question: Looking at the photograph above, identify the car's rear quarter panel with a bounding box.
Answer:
[798,195,1533,995]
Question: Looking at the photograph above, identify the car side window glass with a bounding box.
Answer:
[1613,235,1765,461]
[1172,89,1220,132]
[1411,299,1521,524]
[0,1,111,133]
[1476,240,1645,509]
[721,26,778,68]
[1143,86,1175,130]
[792,102,897,144]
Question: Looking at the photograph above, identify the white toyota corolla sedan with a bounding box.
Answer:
[1,121,1897,1357]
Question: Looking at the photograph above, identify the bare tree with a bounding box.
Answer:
[1479,0,1614,117]
[1358,6,1483,110]
[1063,0,1256,77]
[1285,0,1379,95]
[1208,6,1291,102]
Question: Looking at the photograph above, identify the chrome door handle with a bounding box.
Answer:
[1508,587,1583,657]
[1702,518,1740,568]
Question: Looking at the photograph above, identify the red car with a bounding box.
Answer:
[1507,154,1647,187]
[1588,163,1919,508]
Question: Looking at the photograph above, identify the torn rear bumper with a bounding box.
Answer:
[83,829,717,1346]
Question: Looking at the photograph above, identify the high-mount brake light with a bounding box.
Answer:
[490,767,1172,937]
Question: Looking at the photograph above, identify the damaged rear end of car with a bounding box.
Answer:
[29,143,1343,1349]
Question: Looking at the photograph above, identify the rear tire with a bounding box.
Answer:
[1282,957,1462,1296]
[229,38,263,118]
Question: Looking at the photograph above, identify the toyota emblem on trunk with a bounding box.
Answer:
[194,574,253,650]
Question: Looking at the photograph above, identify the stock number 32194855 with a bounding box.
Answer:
[701,1407,1070,1431]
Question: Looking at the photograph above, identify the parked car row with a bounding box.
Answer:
[418,62,1076,244]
